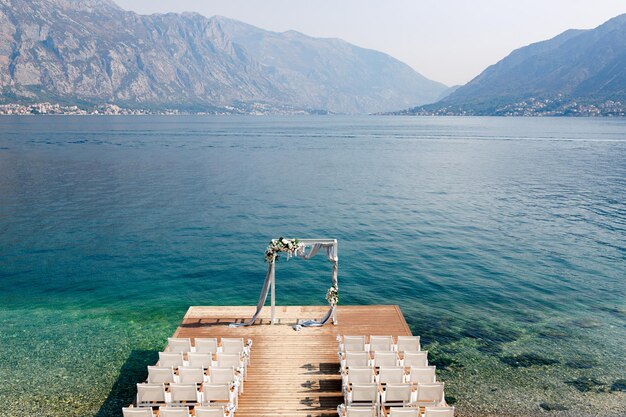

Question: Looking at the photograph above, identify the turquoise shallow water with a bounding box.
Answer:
[0,115,625,416]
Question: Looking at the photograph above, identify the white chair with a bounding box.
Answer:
[159,406,191,417]
[389,407,419,417]
[167,338,192,354]
[147,366,174,384]
[343,366,375,385]
[423,406,455,417]
[222,337,251,366]
[195,405,227,417]
[374,351,399,367]
[169,383,200,406]
[136,383,167,407]
[209,366,242,394]
[416,383,445,407]
[403,351,428,368]
[122,407,154,417]
[209,366,237,384]
[341,351,370,369]
[195,338,219,354]
[340,335,366,352]
[396,336,420,352]
[381,383,413,407]
[202,383,236,409]
[178,366,206,384]
[221,338,245,353]
[369,335,393,352]
[188,352,212,369]
[408,366,436,384]
[158,352,184,368]
[216,352,245,378]
[378,366,404,384]
[345,383,379,406]
[344,405,378,417]
[216,352,243,368]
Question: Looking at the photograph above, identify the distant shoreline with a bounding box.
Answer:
[382,98,626,117]
[1,102,625,117]
[0,102,330,116]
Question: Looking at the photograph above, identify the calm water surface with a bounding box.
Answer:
[0,116,625,416]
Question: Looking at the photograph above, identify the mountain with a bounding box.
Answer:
[435,85,460,101]
[0,0,447,114]
[209,17,447,114]
[397,14,626,115]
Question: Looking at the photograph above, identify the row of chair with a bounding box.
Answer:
[134,382,237,408]
[344,382,446,408]
[166,337,252,356]
[158,352,247,376]
[148,366,239,386]
[338,335,421,353]
[341,350,429,369]
[123,405,226,417]
[343,365,437,385]
[339,405,454,417]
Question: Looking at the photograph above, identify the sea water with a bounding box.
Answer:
[0,115,624,416]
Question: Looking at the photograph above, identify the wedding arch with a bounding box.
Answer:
[231,238,338,328]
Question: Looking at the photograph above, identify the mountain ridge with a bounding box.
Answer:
[0,0,447,114]
[393,13,626,116]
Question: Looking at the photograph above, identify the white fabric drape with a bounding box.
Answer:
[293,242,338,330]
[229,260,275,327]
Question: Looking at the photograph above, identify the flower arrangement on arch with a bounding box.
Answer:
[326,284,339,306]
[264,237,302,263]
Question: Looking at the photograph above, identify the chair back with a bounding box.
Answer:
[195,338,219,353]
[147,366,174,384]
[209,367,235,384]
[195,406,226,417]
[379,366,404,384]
[158,352,184,368]
[170,383,199,403]
[374,351,398,367]
[188,352,212,368]
[346,366,374,384]
[350,383,378,403]
[122,407,154,417]
[370,335,393,351]
[343,336,366,351]
[346,405,377,417]
[203,383,230,402]
[178,366,205,384]
[159,406,191,417]
[409,366,436,384]
[423,406,455,417]
[417,383,445,405]
[136,383,165,405]
[167,338,192,353]
[345,351,369,367]
[403,351,428,367]
[384,383,412,403]
[221,338,245,353]
[390,407,420,417]
[397,336,420,352]
[217,352,241,368]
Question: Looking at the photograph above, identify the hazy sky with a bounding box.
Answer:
[115,0,625,86]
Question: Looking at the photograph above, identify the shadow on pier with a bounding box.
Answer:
[95,349,158,417]
[179,317,278,328]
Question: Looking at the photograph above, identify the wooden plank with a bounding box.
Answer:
[169,305,412,416]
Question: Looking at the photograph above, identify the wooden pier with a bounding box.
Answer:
[173,305,412,417]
